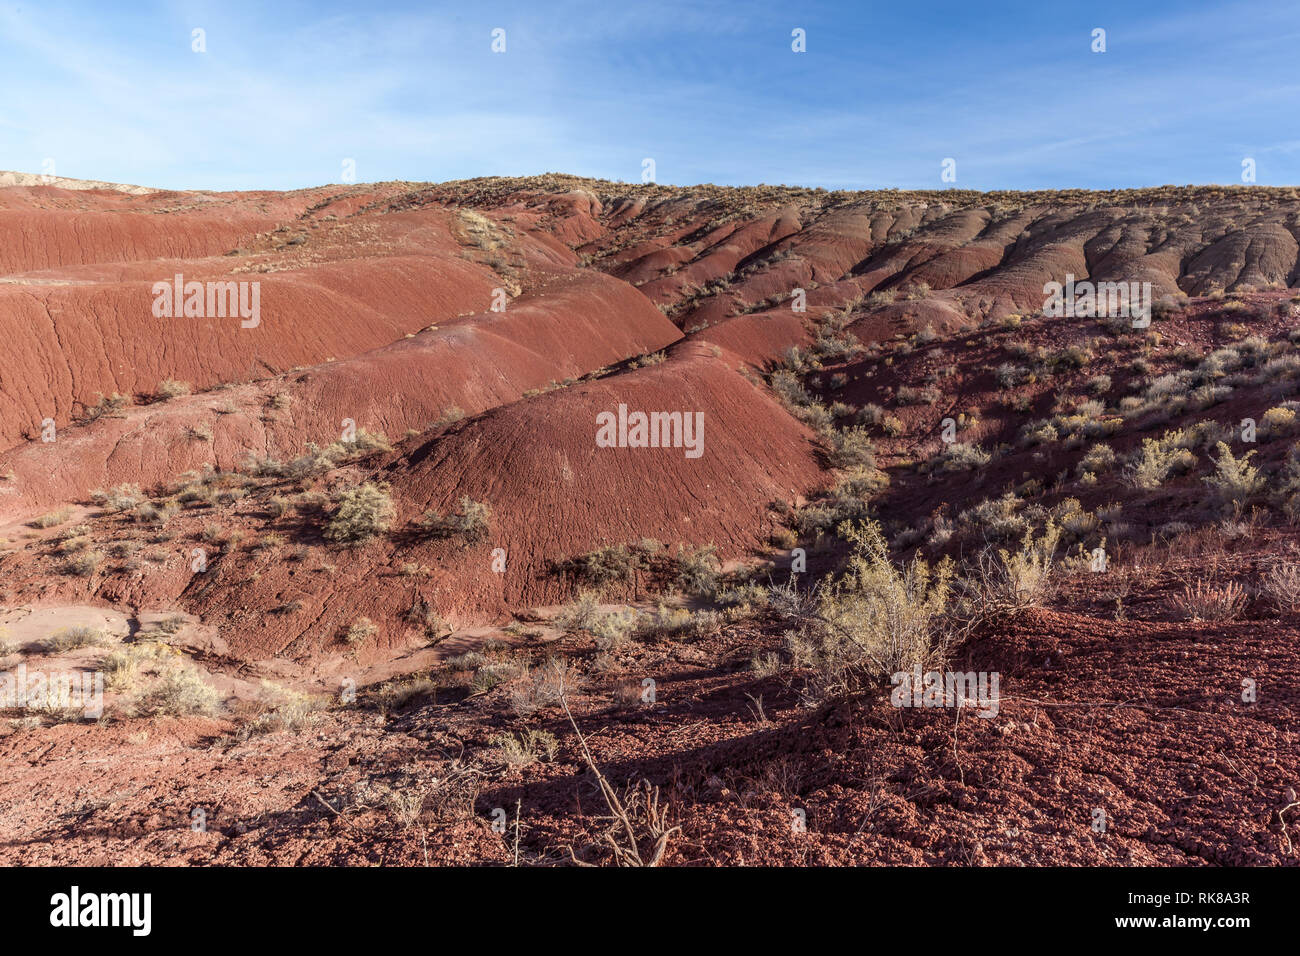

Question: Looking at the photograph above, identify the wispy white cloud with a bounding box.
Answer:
[0,0,1296,190]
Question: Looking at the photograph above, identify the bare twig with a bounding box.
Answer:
[310,788,353,828]
[513,797,522,867]
[559,686,681,867]
[1278,799,1299,855]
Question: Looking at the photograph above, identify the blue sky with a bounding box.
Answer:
[1,0,1298,191]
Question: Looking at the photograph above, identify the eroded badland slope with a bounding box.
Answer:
[0,175,1297,865]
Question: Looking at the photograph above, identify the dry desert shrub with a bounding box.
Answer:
[1260,561,1300,614]
[63,550,104,577]
[420,495,491,541]
[344,616,377,645]
[468,657,525,695]
[333,429,392,458]
[1261,406,1297,437]
[57,530,89,552]
[383,789,426,827]
[77,392,129,423]
[996,362,1030,387]
[41,626,108,653]
[966,521,1062,617]
[109,645,221,717]
[1203,443,1265,507]
[352,761,483,828]
[243,681,326,735]
[93,483,144,513]
[1076,443,1117,477]
[672,543,720,596]
[635,604,720,643]
[1173,578,1247,622]
[554,591,601,634]
[1125,430,1197,489]
[588,609,637,651]
[749,651,783,679]
[508,657,581,716]
[569,540,660,590]
[104,642,164,691]
[716,579,770,610]
[154,379,191,401]
[373,677,438,711]
[493,728,560,766]
[401,595,449,640]
[32,506,74,528]
[628,350,667,368]
[133,499,178,526]
[242,453,284,477]
[939,442,991,472]
[138,666,220,716]
[1086,373,1112,395]
[608,681,643,709]
[826,425,877,469]
[326,482,395,543]
[812,519,955,688]
[285,431,391,480]
[856,402,885,426]
[895,385,940,406]
[456,208,507,250]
